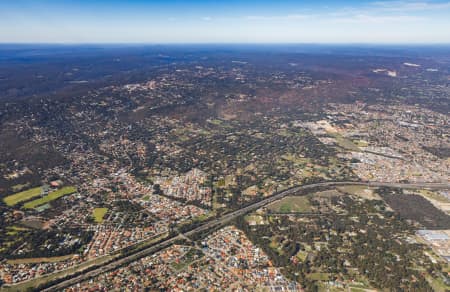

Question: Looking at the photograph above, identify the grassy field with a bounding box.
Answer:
[419,190,450,203]
[6,225,29,236]
[269,238,285,255]
[3,186,43,206]
[193,213,210,222]
[329,133,361,152]
[296,250,308,261]
[353,139,369,148]
[23,186,77,209]
[93,208,108,223]
[268,196,312,213]
[337,185,380,200]
[7,255,74,264]
[338,185,367,194]
[7,226,29,231]
[308,272,330,281]
[428,276,450,292]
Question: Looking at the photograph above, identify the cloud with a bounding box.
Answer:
[372,1,450,11]
[201,16,212,21]
[245,14,313,21]
[331,14,426,24]
[243,2,434,24]
[244,11,424,25]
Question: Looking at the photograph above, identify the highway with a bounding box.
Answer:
[40,180,449,291]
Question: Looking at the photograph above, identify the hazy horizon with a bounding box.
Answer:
[1,0,450,44]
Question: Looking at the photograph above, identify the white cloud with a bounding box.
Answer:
[246,14,313,21]
[201,16,212,21]
[331,14,426,24]
[243,3,431,25]
[372,1,450,11]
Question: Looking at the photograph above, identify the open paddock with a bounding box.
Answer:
[268,196,312,213]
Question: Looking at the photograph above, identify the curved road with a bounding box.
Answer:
[37,181,449,291]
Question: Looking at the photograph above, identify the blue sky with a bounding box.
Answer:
[1,0,450,43]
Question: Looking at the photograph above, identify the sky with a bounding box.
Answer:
[1,0,450,44]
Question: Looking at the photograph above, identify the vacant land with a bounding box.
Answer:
[419,190,450,204]
[337,185,381,200]
[308,272,330,281]
[93,208,108,223]
[7,255,74,265]
[380,193,450,229]
[245,215,266,225]
[3,186,43,206]
[415,190,450,213]
[268,196,312,213]
[23,186,77,209]
[329,133,360,152]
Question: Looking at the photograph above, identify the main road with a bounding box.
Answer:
[41,181,449,291]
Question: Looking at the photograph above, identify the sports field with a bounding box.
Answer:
[3,187,43,206]
[93,208,108,223]
[23,186,77,209]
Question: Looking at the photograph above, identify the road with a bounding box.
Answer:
[40,180,449,291]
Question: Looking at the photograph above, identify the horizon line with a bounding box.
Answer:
[1,42,450,46]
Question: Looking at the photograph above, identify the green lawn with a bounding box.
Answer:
[93,208,108,223]
[23,186,77,209]
[308,272,330,281]
[7,226,29,232]
[296,250,308,261]
[5,225,29,236]
[194,213,210,222]
[3,186,43,206]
